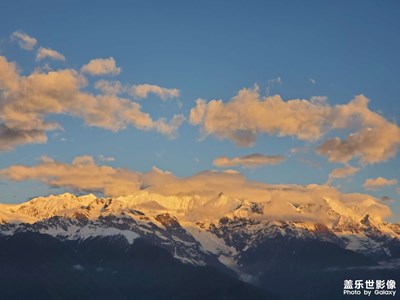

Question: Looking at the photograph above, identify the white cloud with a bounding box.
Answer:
[36,47,65,61]
[266,77,282,95]
[213,153,285,168]
[130,84,180,100]
[189,87,400,164]
[99,155,115,162]
[11,31,37,50]
[363,177,398,191]
[267,77,282,85]
[81,57,121,76]
[309,78,316,84]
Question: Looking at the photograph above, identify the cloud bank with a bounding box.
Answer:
[189,86,400,165]
[0,55,184,151]
[0,155,140,197]
[0,156,391,223]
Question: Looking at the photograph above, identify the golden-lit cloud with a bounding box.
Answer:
[213,153,285,168]
[81,57,121,76]
[190,87,400,164]
[363,177,398,191]
[327,165,359,183]
[189,99,207,125]
[0,56,20,92]
[94,80,180,101]
[0,155,140,197]
[190,86,330,146]
[36,47,65,61]
[130,84,180,100]
[95,80,123,95]
[11,30,37,50]
[0,55,184,151]
[0,156,392,222]
[0,124,49,151]
[316,95,400,164]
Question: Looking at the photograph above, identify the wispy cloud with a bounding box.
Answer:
[213,153,285,168]
[309,78,316,84]
[267,76,282,86]
[327,165,359,184]
[299,158,320,169]
[11,30,37,50]
[36,47,65,61]
[329,259,400,271]
[130,84,180,100]
[95,80,180,101]
[81,57,121,76]
[363,177,398,191]
[266,77,282,95]
[99,155,115,162]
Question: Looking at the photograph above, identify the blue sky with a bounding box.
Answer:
[0,0,399,220]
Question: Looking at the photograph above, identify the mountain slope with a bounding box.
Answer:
[0,192,399,299]
[0,232,273,300]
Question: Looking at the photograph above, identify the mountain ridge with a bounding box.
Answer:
[1,191,399,263]
[1,191,399,299]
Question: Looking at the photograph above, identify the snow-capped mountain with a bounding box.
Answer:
[1,191,399,266]
[1,191,399,299]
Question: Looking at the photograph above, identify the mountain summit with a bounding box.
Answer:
[1,191,399,299]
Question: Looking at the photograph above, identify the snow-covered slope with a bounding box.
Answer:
[0,191,399,274]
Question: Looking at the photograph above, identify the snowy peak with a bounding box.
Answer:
[0,191,394,229]
[0,191,400,273]
[0,192,398,250]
